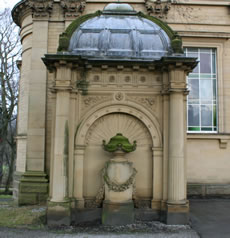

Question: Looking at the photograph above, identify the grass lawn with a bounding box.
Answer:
[0,195,46,229]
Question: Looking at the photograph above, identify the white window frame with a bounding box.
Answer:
[183,41,224,134]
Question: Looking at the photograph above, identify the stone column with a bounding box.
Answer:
[47,63,72,226]
[74,145,85,208]
[17,19,49,206]
[166,67,189,225]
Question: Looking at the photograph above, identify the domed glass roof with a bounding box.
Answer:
[68,4,172,60]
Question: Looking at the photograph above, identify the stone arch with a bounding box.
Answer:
[73,101,163,207]
[75,101,162,148]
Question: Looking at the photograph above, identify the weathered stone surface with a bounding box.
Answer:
[102,201,134,226]
[47,201,71,226]
[17,171,49,206]
[165,203,189,225]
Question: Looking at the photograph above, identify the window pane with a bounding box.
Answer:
[188,52,199,73]
[212,51,216,74]
[201,105,212,127]
[200,79,212,103]
[213,105,217,127]
[188,79,199,101]
[200,52,211,73]
[188,105,200,127]
[213,79,217,100]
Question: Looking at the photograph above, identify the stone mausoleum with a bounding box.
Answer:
[12,0,230,225]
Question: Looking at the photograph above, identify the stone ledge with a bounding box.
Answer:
[188,183,230,198]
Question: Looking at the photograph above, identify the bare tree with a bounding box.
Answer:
[0,8,21,193]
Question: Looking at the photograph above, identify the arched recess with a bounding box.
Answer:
[73,102,163,208]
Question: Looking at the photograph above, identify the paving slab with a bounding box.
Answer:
[190,199,230,238]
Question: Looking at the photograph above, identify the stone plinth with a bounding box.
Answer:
[102,200,134,226]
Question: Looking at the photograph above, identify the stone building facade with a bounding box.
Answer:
[12,0,230,225]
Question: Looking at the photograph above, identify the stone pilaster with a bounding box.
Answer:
[47,63,72,225]
[151,148,163,214]
[74,145,85,208]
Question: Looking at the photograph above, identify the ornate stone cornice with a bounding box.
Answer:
[60,0,86,18]
[12,0,53,26]
[145,0,172,19]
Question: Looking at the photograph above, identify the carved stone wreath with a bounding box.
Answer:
[102,161,137,192]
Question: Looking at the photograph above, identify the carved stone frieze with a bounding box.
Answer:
[145,0,171,19]
[60,0,86,17]
[81,95,111,114]
[128,95,157,111]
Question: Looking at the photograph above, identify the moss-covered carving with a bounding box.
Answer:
[76,79,88,95]
[57,10,102,52]
[103,133,136,153]
[171,34,183,54]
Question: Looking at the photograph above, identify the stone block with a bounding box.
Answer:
[102,200,134,226]
[206,184,230,195]
[187,184,205,197]
[135,208,160,221]
[19,193,37,205]
[165,203,189,225]
[47,201,72,226]
[16,171,49,206]
[20,182,48,193]
[73,208,102,224]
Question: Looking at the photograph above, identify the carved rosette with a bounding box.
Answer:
[145,0,171,19]
[60,0,86,17]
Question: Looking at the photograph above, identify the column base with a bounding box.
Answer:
[75,199,85,209]
[165,201,189,225]
[47,200,72,226]
[16,171,48,205]
[102,200,134,226]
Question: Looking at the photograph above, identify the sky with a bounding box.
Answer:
[0,0,20,10]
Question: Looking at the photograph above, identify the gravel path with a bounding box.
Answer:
[0,222,199,238]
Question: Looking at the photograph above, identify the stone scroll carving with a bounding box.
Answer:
[27,0,53,17]
[145,0,172,19]
[60,0,86,17]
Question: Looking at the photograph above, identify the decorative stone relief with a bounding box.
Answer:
[114,92,124,101]
[145,0,171,19]
[85,113,152,146]
[128,95,157,111]
[88,72,159,88]
[81,95,111,114]
[60,0,86,17]
[27,0,53,18]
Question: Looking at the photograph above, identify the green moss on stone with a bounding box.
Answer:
[137,12,176,40]
[19,193,37,205]
[20,183,48,193]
